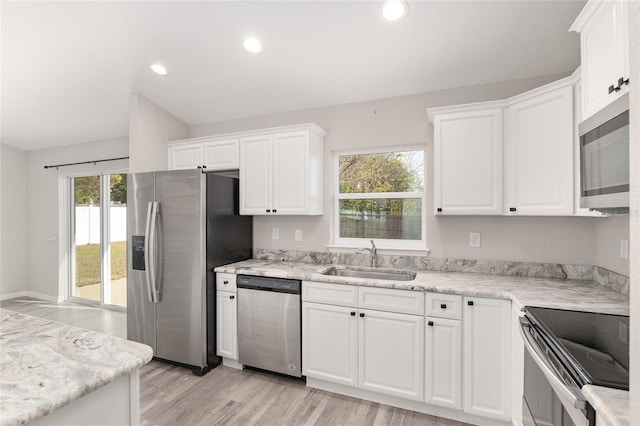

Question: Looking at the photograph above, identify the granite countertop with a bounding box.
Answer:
[215,259,630,315]
[215,259,630,425]
[0,310,153,426]
[582,385,629,426]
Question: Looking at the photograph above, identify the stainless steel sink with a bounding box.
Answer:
[322,267,416,281]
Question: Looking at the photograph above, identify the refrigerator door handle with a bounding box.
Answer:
[144,202,155,303]
[148,202,160,303]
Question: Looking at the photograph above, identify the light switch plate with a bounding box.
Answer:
[619,239,628,259]
[469,231,481,248]
[272,228,279,240]
[295,229,302,241]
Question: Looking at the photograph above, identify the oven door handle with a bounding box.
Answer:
[519,317,587,410]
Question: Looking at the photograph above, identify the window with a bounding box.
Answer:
[69,173,127,308]
[334,147,426,250]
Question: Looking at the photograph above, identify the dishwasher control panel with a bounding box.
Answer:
[236,274,301,294]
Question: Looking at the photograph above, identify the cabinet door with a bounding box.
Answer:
[203,139,239,170]
[425,317,462,409]
[272,131,308,214]
[504,85,574,215]
[169,144,203,170]
[239,135,272,215]
[434,108,503,215]
[580,0,629,119]
[359,309,424,401]
[302,302,358,386]
[463,297,512,421]
[216,290,237,360]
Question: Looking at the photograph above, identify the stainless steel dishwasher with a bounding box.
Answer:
[237,274,302,377]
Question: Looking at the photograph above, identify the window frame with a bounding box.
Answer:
[332,145,428,251]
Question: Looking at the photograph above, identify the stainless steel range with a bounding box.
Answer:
[520,307,629,426]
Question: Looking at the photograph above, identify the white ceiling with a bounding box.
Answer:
[1,1,586,151]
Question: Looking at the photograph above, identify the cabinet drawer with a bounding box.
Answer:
[358,287,424,315]
[216,273,237,292]
[302,281,358,307]
[425,293,462,320]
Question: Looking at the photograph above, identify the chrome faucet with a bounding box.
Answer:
[356,240,378,268]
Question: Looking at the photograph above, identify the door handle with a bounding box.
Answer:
[148,202,160,303]
[144,202,154,303]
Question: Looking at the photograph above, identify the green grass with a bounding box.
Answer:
[75,241,126,287]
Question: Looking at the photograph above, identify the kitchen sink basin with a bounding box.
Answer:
[322,267,416,281]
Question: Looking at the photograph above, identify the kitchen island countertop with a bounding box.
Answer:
[0,310,153,426]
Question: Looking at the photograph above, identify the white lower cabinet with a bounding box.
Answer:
[216,290,238,360]
[463,297,512,421]
[424,317,462,409]
[358,309,424,401]
[302,302,358,386]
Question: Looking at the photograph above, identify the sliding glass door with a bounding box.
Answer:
[70,174,127,308]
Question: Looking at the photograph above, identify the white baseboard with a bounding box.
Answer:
[222,358,243,370]
[0,291,62,303]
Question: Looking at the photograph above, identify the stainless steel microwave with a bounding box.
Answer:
[579,94,629,213]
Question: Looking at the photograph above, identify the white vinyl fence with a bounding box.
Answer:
[75,205,126,245]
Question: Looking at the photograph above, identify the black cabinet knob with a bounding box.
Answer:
[619,77,630,87]
[202,165,207,169]
[509,207,517,212]
[266,209,271,213]
[223,280,229,285]
[467,300,474,306]
[230,295,235,300]
[428,321,434,326]
[350,311,356,316]
[437,208,443,212]
[359,313,365,318]
[440,303,447,309]
[609,84,616,94]
[273,209,277,213]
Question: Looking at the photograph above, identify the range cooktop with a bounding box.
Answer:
[524,306,629,390]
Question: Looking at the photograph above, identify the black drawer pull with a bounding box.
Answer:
[467,301,474,306]
[440,303,447,309]
[266,209,271,213]
[509,207,517,212]
[437,208,442,212]
[350,311,356,316]
[229,295,235,300]
[223,280,229,285]
[428,321,434,326]
[359,313,365,318]
[273,209,277,213]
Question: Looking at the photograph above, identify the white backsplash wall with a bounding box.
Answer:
[595,216,631,277]
[191,73,629,275]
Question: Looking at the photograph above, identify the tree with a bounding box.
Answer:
[110,174,127,204]
[73,174,127,205]
[339,152,422,214]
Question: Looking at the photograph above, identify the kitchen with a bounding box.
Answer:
[1,1,638,425]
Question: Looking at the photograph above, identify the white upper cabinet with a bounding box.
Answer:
[239,124,326,215]
[167,137,239,171]
[504,83,575,215]
[571,0,629,120]
[429,74,579,216]
[431,106,504,215]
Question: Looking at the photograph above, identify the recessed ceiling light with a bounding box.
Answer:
[243,37,262,53]
[150,63,168,75]
[381,0,407,21]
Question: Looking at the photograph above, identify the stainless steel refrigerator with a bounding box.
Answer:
[126,169,252,375]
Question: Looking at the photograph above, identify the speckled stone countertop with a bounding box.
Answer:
[582,385,629,426]
[0,310,153,426]
[215,259,629,315]
[215,259,630,425]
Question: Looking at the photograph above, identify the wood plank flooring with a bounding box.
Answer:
[2,297,473,426]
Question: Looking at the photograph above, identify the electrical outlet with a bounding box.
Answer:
[469,231,481,248]
[272,228,279,240]
[619,239,628,260]
[295,229,302,241]
[619,321,627,344]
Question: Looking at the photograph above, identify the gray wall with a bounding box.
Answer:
[24,138,129,300]
[190,73,628,273]
[0,144,28,297]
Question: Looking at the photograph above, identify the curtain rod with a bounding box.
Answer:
[44,156,129,170]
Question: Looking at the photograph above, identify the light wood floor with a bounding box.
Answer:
[2,297,473,426]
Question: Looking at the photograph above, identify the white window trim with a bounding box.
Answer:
[331,145,428,252]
